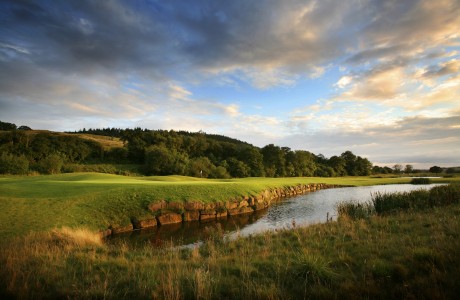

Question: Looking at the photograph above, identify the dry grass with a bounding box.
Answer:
[1,192,460,298]
[50,226,103,247]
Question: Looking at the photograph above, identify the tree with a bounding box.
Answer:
[261,144,286,177]
[209,166,230,179]
[188,157,215,178]
[239,147,265,177]
[429,166,443,174]
[0,152,29,174]
[292,151,316,177]
[226,157,250,178]
[314,165,335,177]
[144,145,189,175]
[393,164,403,174]
[0,121,17,131]
[341,151,358,175]
[328,155,347,176]
[37,153,65,174]
[404,164,414,174]
[355,157,372,176]
[446,167,458,174]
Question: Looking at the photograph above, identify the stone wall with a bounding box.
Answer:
[103,183,340,237]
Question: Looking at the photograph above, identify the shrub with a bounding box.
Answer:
[410,178,431,184]
[36,153,65,174]
[0,152,29,174]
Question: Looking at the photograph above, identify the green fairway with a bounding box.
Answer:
[1,173,458,238]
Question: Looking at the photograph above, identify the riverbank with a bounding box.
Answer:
[1,173,458,239]
[1,184,459,299]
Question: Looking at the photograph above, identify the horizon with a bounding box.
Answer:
[1,0,459,169]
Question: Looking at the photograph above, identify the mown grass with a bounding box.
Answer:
[1,198,459,299]
[1,173,459,239]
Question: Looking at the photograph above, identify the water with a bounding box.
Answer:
[109,184,443,247]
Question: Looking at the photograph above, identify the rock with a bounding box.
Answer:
[184,201,204,211]
[167,201,184,211]
[111,224,133,234]
[200,210,216,221]
[216,210,228,218]
[239,200,249,208]
[148,200,167,213]
[228,206,254,216]
[184,211,200,221]
[157,213,183,225]
[225,201,238,210]
[138,218,157,229]
[204,202,216,210]
[253,203,266,211]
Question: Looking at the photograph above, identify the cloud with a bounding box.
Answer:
[278,115,460,168]
[421,59,460,78]
[1,0,459,168]
[335,76,353,89]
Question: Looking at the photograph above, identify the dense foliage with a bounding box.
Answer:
[1,121,373,177]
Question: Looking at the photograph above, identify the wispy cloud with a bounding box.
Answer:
[0,0,459,167]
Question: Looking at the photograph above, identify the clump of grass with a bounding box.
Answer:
[291,251,341,285]
[50,226,103,247]
[337,201,374,220]
[410,178,431,184]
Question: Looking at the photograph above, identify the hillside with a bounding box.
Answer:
[0,121,375,178]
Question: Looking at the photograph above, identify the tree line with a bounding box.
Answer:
[1,121,374,177]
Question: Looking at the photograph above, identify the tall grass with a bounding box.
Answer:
[338,184,460,220]
[2,202,460,299]
[410,177,431,184]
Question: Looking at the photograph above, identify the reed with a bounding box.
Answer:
[410,177,431,184]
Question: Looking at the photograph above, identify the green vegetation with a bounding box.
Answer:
[1,185,459,299]
[410,177,431,184]
[338,184,460,220]
[1,121,373,177]
[1,174,459,239]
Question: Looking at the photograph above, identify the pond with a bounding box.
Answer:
[109,184,443,248]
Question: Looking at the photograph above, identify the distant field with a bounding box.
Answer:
[1,173,458,239]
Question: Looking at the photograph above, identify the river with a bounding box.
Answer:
[109,184,443,248]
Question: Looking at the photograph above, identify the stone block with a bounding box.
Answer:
[111,224,133,234]
[148,200,167,213]
[184,211,200,221]
[157,213,183,225]
[184,201,204,211]
[138,218,157,229]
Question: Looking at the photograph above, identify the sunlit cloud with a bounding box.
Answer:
[1,0,459,167]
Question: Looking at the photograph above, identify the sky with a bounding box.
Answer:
[1,0,459,169]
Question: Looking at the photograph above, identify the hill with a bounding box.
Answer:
[0,120,373,178]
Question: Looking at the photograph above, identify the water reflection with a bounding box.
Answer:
[110,208,270,248]
[109,184,443,248]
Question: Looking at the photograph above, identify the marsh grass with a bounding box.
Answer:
[338,183,460,219]
[410,177,431,184]
[337,201,374,220]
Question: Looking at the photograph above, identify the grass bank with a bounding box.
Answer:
[1,185,459,299]
[1,173,458,239]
